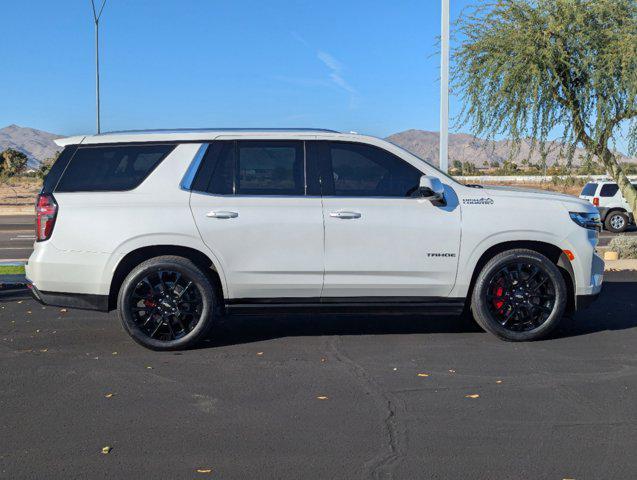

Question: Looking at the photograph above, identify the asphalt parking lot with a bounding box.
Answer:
[1,271,636,479]
[0,216,34,262]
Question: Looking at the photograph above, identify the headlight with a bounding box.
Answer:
[569,212,601,231]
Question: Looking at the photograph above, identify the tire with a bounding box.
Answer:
[117,255,218,351]
[604,211,629,233]
[470,249,567,341]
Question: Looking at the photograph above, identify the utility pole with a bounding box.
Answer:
[91,0,107,134]
[439,0,450,173]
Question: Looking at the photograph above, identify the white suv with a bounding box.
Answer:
[26,129,604,350]
[580,180,636,233]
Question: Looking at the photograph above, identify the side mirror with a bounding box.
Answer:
[417,175,446,204]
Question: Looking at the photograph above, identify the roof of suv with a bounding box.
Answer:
[54,128,350,147]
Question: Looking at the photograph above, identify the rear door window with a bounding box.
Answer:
[192,140,306,196]
[236,141,304,195]
[191,142,235,195]
[55,144,175,192]
[599,184,619,197]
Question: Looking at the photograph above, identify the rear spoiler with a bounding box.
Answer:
[54,136,86,147]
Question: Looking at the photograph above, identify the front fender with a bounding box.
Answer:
[450,229,566,297]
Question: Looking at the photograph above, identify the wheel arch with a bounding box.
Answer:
[606,207,628,215]
[465,240,576,315]
[107,245,225,311]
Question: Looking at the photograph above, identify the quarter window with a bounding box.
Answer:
[41,145,77,194]
[600,184,619,197]
[55,144,175,192]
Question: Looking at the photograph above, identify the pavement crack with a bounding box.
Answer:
[327,336,407,480]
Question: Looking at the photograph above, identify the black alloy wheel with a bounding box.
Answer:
[118,256,217,350]
[470,249,567,341]
[129,270,203,341]
[485,262,556,332]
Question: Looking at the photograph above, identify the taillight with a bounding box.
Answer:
[36,194,58,241]
[593,197,600,206]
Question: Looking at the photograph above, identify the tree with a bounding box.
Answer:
[0,148,28,177]
[453,0,637,212]
[37,151,60,180]
[462,161,478,175]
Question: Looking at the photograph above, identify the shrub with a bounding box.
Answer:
[608,235,637,259]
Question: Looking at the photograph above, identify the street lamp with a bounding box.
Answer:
[439,0,450,173]
[91,0,107,134]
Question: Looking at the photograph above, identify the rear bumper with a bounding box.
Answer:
[28,281,109,311]
[25,243,111,296]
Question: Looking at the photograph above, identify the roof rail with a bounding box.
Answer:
[96,127,340,136]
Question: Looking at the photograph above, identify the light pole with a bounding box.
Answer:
[91,0,107,134]
[439,0,450,173]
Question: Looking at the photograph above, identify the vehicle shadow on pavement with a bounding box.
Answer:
[204,281,637,348]
[2,280,634,348]
[554,281,637,338]
[0,288,30,302]
[204,312,483,348]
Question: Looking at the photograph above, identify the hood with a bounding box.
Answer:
[481,184,597,213]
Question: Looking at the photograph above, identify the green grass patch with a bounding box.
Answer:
[0,265,25,275]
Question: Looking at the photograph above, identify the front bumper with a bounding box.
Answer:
[575,291,602,310]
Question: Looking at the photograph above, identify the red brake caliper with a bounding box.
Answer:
[143,298,156,309]
[492,282,505,310]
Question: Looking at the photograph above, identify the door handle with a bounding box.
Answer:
[329,210,361,219]
[206,211,238,219]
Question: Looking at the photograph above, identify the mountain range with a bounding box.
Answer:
[1,124,635,169]
[386,129,636,168]
[0,125,62,168]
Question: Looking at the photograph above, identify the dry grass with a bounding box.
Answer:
[478,181,584,196]
[0,177,41,215]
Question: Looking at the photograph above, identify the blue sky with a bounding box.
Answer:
[0,0,472,138]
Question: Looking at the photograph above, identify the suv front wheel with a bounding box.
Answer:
[470,249,567,341]
[117,256,218,350]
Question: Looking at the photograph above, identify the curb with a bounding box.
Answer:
[604,259,637,272]
[0,273,27,291]
[0,283,28,292]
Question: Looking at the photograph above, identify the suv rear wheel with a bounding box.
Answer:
[117,256,218,350]
[470,249,567,341]
[604,211,629,233]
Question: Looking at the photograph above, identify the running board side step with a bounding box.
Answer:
[225,297,466,316]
